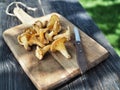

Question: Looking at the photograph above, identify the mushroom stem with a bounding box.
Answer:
[17,34,31,50]
[45,31,54,41]
[35,45,51,60]
[50,37,71,59]
[47,14,59,29]
[58,43,71,58]
[45,21,61,41]
[53,26,71,41]
[29,34,45,47]
[39,28,49,44]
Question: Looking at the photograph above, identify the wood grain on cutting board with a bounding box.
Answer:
[3,13,109,90]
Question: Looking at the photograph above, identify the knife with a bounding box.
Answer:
[74,27,88,74]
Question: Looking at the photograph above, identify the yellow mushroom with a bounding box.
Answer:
[17,27,38,50]
[18,33,45,50]
[29,34,45,47]
[53,26,71,41]
[47,14,60,29]
[17,33,31,50]
[23,27,36,35]
[33,20,43,33]
[50,37,71,58]
[38,28,49,44]
[35,45,51,60]
[45,21,61,41]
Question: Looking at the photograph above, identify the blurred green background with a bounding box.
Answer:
[79,0,120,55]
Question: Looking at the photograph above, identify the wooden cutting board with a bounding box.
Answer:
[3,8,109,90]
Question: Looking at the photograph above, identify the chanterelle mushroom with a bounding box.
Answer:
[50,37,71,58]
[18,27,38,50]
[17,33,31,50]
[45,21,61,41]
[47,14,60,29]
[33,21,43,33]
[53,26,71,41]
[24,27,36,34]
[38,28,49,44]
[35,45,51,60]
[29,34,45,47]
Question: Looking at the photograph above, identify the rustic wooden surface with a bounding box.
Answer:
[3,11,109,89]
[0,0,120,90]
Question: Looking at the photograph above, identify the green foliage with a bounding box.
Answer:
[79,0,120,55]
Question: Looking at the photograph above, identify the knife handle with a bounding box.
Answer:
[75,41,88,73]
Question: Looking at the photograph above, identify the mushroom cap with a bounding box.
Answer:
[52,21,61,35]
[24,27,37,35]
[45,21,61,42]
[50,37,67,52]
[17,33,31,50]
[39,28,49,44]
[33,20,43,33]
[47,14,60,29]
[29,34,45,47]
[50,37,71,58]
[53,26,71,41]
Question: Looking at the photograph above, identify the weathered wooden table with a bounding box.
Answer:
[0,0,120,90]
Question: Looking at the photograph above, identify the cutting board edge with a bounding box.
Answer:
[88,52,109,69]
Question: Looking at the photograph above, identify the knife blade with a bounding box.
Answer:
[74,27,88,74]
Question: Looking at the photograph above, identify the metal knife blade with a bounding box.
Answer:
[74,27,88,74]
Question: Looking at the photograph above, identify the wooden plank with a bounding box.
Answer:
[3,13,109,90]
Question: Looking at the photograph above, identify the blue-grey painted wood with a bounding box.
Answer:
[0,0,120,90]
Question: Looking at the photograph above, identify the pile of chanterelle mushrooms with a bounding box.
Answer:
[17,14,71,60]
